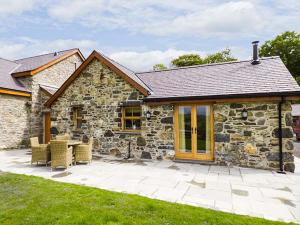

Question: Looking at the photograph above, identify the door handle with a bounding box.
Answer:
[191,127,197,134]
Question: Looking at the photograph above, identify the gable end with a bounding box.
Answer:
[45,51,149,107]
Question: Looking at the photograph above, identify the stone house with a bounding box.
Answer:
[0,49,84,149]
[45,43,300,172]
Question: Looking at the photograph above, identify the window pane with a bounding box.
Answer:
[178,106,192,153]
[125,108,132,117]
[125,119,141,130]
[196,106,210,154]
[133,119,141,129]
[125,107,141,117]
[77,119,82,129]
[125,119,133,129]
[132,108,141,117]
[77,108,82,117]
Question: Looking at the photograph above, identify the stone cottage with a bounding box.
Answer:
[45,43,300,172]
[0,49,84,149]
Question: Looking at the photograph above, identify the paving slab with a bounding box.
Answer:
[0,149,300,223]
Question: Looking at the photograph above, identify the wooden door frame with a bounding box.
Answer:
[174,103,214,161]
[44,112,51,144]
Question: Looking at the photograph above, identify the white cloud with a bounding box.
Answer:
[109,49,203,72]
[145,1,266,36]
[45,0,291,38]
[0,38,97,60]
[0,0,38,16]
[48,0,105,22]
[0,42,26,59]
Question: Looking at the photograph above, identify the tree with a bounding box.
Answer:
[260,31,300,78]
[203,49,237,64]
[171,49,237,67]
[153,64,167,71]
[171,54,203,67]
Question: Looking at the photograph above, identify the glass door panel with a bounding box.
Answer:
[178,106,192,153]
[196,106,211,154]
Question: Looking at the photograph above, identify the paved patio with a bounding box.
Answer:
[0,149,300,223]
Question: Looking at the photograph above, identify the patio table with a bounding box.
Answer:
[67,140,82,164]
[67,140,82,146]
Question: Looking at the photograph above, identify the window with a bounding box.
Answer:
[73,107,83,129]
[122,107,141,130]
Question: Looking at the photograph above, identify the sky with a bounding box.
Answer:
[0,0,300,72]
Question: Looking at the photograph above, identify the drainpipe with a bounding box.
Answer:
[277,96,285,174]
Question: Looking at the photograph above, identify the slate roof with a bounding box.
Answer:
[0,48,81,93]
[0,58,28,92]
[136,57,300,101]
[292,104,300,116]
[13,49,78,74]
[97,51,151,93]
[39,84,59,95]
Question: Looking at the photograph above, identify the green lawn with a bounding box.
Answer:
[0,172,295,225]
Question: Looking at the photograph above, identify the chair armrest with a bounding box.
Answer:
[40,144,49,148]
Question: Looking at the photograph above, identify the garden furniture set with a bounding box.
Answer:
[30,134,93,169]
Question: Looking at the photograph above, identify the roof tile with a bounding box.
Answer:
[137,57,300,100]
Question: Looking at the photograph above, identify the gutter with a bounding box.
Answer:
[143,91,300,103]
[277,96,285,174]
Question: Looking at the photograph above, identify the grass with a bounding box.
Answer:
[0,172,295,225]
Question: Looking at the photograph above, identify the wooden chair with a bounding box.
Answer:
[50,140,73,170]
[74,137,93,164]
[30,137,50,166]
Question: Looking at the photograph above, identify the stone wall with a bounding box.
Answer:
[0,94,30,149]
[213,102,294,172]
[18,54,82,143]
[50,58,175,159]
[48,57,295,172]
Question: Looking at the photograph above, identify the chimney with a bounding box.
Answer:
[251,41,260,65]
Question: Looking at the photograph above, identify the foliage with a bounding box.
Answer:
[203,49,237,64]
[153,63,167,71]
[0,173,293,225]
[171,49,237,67]
[260,31,300,78]
[171,54,203,67]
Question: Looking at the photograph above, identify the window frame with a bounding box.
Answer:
[72,107,83,129]
[122,106,142,131]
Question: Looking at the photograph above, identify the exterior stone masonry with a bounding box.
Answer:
[213,102,294,171]
[49,58,295,172]
[0,94,30,149]
[18,54,82,144]
[50,59,175,159]
[0,53,83,149]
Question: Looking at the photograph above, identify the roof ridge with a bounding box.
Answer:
[0,57,20,64]
[39,83,59,89]
[96,51,135,73]
[14,48,79,62]
[96,50,153,93]
[136,56,280,74]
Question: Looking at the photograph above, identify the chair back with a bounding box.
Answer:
[50,140,68,153]
[30,137,39,147]
[56,134,70,140]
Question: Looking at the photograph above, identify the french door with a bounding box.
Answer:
[175,104,214,161]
